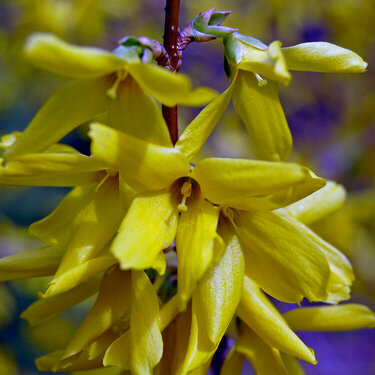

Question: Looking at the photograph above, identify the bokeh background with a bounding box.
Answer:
[0,0,374,374]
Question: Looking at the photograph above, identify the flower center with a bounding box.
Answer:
[177,180,192,212]
[106,69,128,99]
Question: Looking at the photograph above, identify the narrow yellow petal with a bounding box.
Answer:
[104,271,163,374]
[5,77,111,159]
[21,276,101,326]
[0,245,63,281]
[264,168,326,210]
[238,40,292,84]
[24,33,127,78]
[0,151,104,187]
[109,77,172,147]
[44,255,117,297]
[169,305,192,375]
[128,63,217,107]
[282,42,367,73]
[232,70,292,161]
[130,271,163,375]
[282,181,346,225]
[89,123,190,191]
[111,189,178,270]
[284,304,375,331]
[278,212,354,304]
[175,304,216,374]
[176,185,222,308]
[176,77,236,160]
[29,185,96,245]
[194,218,244,349]
[152,252,167,276]
[85,329,120,361]
[210,167,324,211]
[192,158,309,209]
[103,331,131,369]
[237,275,316,364]
[50,176,124,283]
[236,327,289,375]
[62,267,131,359]
[235,210,330,303]
[36,350,103,372]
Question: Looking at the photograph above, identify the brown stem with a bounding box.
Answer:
[162,0,180,145]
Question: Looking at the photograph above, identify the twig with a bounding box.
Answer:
[162,0,181,145]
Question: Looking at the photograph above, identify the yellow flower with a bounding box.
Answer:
[4,33,217,160]
[177,32,367,162]
[88,121,325,308]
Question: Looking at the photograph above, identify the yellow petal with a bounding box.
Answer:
[232,70,292,161]
[44,255,117,297]
[239,40,292,84]
[0,244,63,281]
[265,168,326,210]
[49,176,124,285]
[176,185,223,309]
[213,168,324,211]
[105,271,163,375]
[109,77,172,147]
[0,151,104,187]
[36,350,103,372]
[5,77,111,159]
[85,329,120,361]
[24,33,127,78]
[130,271,163,375]
[169,304,202,375]
[235,210,330,303]
[194,218,244,349]
[282,181,346,225]
[103,331,131,370]
[128,63,218,107]
[237,276,316,364]
[174,304,216,374]
[282,42,367,73]
[175,78,236,160]
[192,158,310,209]
[29,185,96,245]
[152,251,167,276]
[62,267,131,359]
[278,212,354,303]
[89,123,190,191]
[111,189,178,270]
[284,304,375,331]
[21,277,101,326]
[236,327,289,375]
[220,347,245,375]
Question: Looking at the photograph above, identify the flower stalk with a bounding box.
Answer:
[162,0,181,144]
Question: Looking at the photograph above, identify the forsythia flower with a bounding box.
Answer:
[88,120,324,309]
[4,33,217,159]
[180,32,368,162]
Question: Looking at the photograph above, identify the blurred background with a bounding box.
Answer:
[0,0,374,374]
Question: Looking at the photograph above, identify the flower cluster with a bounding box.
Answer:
[0,8,374,375]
